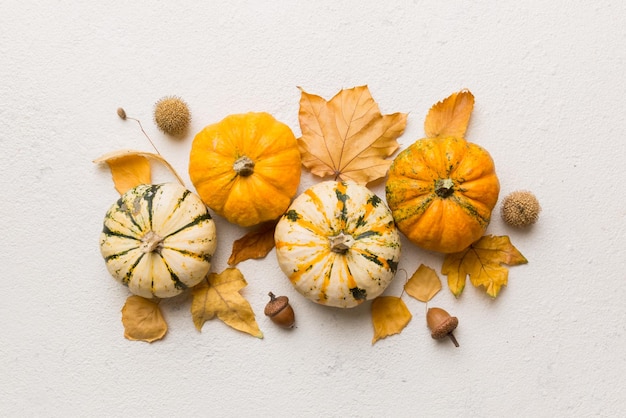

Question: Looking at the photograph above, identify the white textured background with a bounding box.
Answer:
[2,1,625,416]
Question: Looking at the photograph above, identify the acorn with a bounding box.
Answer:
[426,307,459,347]
[264,292,295,329]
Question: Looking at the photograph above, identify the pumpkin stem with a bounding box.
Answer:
[140,230,163,253]
[233,156,255,177]
[435,178,455,198]
[329,232,354,254]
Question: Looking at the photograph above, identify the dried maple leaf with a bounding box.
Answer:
[371,296,412,344]
[297,85,407,184]
[442,235,528,298]
[191,268,263,338]
[227,220,278,266]
[424,89,474,138]
[121,295,167,343]
[94,149,185,194]
[404,264,442,302]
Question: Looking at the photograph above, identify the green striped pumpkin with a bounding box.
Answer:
[100,183,217,298]
[275,181,401,308]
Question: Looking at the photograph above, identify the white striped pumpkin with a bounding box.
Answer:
[275,181,401,308]
[99,183,217,299]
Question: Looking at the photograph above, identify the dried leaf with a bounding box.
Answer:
[228,220,277,266]
[424,90,474,138]
[97,153,150,194]
[442,235,528,298]
[94,149,185,194]
[371,296,412,344]
[404,264,442,302]
[121,295,167,343]
[191,268,263,338]
[298,85,407,184]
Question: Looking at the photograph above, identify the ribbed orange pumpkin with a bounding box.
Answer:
[385,136,499,253]
[189,112,301,227]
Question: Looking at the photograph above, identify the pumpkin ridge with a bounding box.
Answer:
[143,184,161,232]
[122,252,145,286]
[115,197,144,235]
[104,246,139,262]
[353,230,380,240]
[165,188,193,221]
[303,188,332,231]
[334,182,350,228]
[449,194,490,227]
[286,248,328,285]
[159,255,188,291]
[390,194,435,224]
[161,246,213,263]
[318,253,337,302]
[162,212,213,240]
[101,224,140,242]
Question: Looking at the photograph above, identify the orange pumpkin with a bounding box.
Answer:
[189,112,301,227]
[385,136,499,253]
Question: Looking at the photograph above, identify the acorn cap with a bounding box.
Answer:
[430,316,459,340]
[264,292,289,317]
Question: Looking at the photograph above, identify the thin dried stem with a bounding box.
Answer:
[127,117,160,155]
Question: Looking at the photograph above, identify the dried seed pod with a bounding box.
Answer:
[264,292,295,329]
[116,107,127,120]
[153,96,191,136]
[426,307,459,347]
[501,190,541,228]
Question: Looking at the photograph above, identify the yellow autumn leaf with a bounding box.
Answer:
[371,296,412,344]
[227,220,277,266]
[424,89,474,138]
[404,264,442,302]
[297,85,407,184]
[94,149,185,194]
[121,295,167,343]
[442,235,528,298]
[191,268,263,338]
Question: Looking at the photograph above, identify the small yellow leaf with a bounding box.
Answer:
[191,268,263,338]
[371,296,412,344]
[442,235,528,298]
[102,154,150,195]
[298,86,407,184]
[94,149,185,194]
[121,295,167,343]
[404,264,442,302]
[227,220,277,266]
[424,90,475,138]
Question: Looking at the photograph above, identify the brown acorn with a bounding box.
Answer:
[264,292,295,329]
[426,307,459,347]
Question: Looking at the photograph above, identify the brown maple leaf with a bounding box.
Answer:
[297,86,407,184]
[442,235,528,298]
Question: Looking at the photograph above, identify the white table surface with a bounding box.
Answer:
[2,1,625,416]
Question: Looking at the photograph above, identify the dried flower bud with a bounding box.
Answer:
[117,107,127,120]
[501,190,541,228]
[153,96,191,136]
